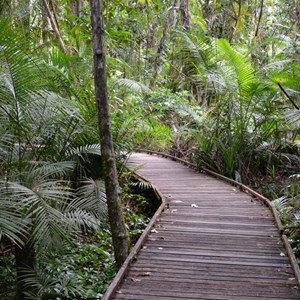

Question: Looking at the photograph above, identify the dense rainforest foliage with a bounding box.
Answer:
[0,0,299,299]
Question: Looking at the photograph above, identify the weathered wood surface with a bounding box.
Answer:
[104,153,300,300]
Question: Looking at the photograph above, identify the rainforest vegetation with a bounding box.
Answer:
[0,0,299,299]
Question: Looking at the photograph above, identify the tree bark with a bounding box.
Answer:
[255,0,264,37]
[70,0,84,17]
[150,0,177,89]
[89,0,129,266]
[42,0,67,52]
[180,0,191,30]
[15,242,35,300]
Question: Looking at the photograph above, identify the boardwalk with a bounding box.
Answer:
[103,153,300,300]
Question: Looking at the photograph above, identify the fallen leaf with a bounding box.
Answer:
[293,286,300,289]
[151,228,159,233]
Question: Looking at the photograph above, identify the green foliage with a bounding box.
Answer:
[0,249,16,296]
[1,0,300,296]
[37,230,116,299]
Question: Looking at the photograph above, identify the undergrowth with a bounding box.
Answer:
[0,182,157,299]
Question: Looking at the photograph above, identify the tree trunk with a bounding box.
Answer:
[89,0,129,266]
[15,242,35,300]
[70,0,84,17]
[180,0,191,30]
[42,0,67,52]
[150,0,177,89]
[255,0,264,38]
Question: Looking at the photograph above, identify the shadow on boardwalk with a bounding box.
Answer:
[103,153,300,300]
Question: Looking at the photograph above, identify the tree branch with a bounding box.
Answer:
[278,82,300,110]
[255,0,264,37]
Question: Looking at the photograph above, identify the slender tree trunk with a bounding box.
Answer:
[89,0,129,266]
[255,0,263,37]
[180,0,191,30]
[230,0,242,42]
[70,0,84,17]
[202,0,211,21]
[150,0,177,88]
[15,242,35,300]
[22,0,31,33]
[42,0,67,52]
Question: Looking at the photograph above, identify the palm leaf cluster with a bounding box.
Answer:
[168,29,300,182]
[0,18,108,298]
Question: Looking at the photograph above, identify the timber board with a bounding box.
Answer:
[103,153,300,300]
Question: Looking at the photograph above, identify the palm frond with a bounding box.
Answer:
[0,192,28,246]
[283,110,300,128]
[131,180,157,191]
[294,212,300,223]
[217,39,256,97]
[106,56,132,73]
[64,209,101,231]
[22,161,76,183]
[21,267,86,299]
[72,179,107,221]
[174,30,213,72]
[66,144,101,159]
[3,179,74,250]
[114,78,151,93]
[273,196,289,212]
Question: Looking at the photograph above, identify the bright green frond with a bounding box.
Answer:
[115,78,152,93]
[217,39,256,97]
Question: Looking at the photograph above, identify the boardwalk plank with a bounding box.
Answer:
[104,153,300,300]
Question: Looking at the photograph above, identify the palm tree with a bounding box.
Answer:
[0,18,107,299]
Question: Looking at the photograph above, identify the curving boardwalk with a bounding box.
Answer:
[104,153,300,300]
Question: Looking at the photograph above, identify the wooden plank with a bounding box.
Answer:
[117,278,300,298]
[104,153,300,299]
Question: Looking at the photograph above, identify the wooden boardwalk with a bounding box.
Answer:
[103,153,300,300]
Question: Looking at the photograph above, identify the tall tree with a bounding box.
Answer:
[89,0,129,266]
